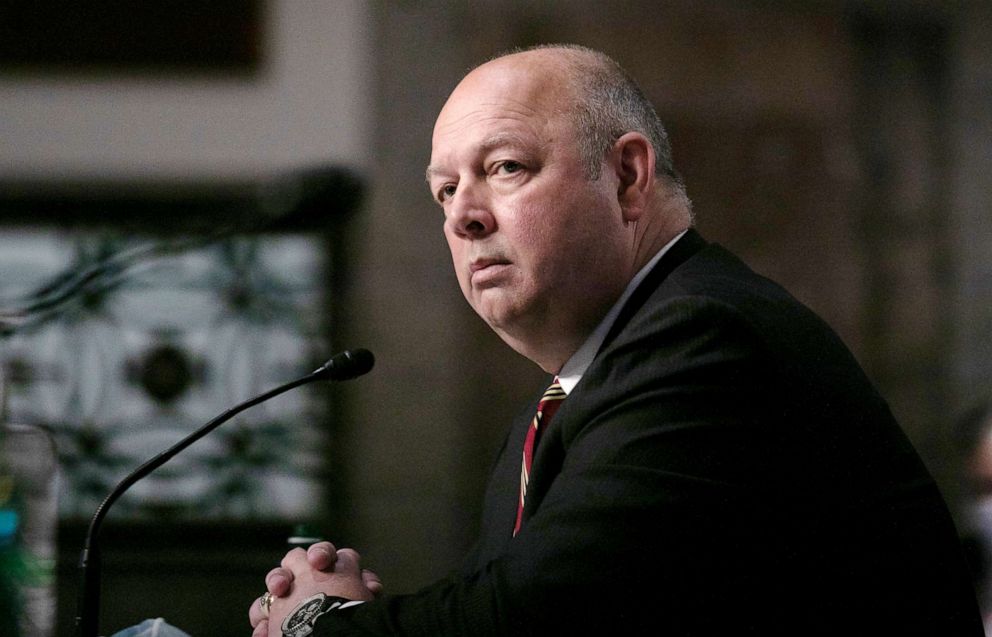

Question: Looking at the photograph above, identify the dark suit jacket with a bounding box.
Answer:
[315,230,982,635]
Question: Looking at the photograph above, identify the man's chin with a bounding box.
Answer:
[475,301,522,335]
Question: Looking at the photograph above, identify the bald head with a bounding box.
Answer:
[482,46,684,186]
[429,45,691,371]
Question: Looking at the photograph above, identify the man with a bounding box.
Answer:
[249,45,982,635]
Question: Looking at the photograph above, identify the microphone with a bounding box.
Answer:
[75,349,375,637]
[312,348,374,381]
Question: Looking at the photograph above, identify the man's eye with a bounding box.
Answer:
[438,184,457,201]
[497,161,523,174]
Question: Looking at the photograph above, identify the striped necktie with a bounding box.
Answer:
[513,378,566,536]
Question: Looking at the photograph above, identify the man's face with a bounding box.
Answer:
[427,55,631,353]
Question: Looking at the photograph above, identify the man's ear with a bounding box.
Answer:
[611,132,655,223]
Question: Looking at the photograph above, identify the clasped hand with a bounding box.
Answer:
[248,542,383,637]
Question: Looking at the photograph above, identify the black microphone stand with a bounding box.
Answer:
[75,349,373,637]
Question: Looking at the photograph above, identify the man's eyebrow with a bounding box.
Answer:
[425,132,534,183]
[478,131,530,152]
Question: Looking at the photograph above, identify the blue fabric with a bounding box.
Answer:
[109,618,191,637]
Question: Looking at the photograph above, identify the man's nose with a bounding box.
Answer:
[448,184,496,239]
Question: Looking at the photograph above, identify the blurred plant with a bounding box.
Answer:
[0,434,59,637]
[0,469,21,637]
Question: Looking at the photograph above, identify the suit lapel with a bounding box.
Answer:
[476,231,707,552]
[521,230,707,528]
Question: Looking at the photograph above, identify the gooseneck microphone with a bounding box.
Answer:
[75,349,374,637]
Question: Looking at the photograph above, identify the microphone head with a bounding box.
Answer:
[314,348,374,381]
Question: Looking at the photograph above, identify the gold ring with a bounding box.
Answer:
[259,591,274,618]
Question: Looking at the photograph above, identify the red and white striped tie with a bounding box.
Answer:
[513,378,566,536]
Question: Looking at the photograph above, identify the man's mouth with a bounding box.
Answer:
[469,257,509,273]
[469,257,511,286]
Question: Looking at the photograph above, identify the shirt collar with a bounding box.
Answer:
[556,230,688,395]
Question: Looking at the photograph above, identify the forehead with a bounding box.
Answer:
[429,58,573,165]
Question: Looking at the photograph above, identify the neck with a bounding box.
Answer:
[629,186,692,274]
[503,188,693,374]
[496,311,604,374]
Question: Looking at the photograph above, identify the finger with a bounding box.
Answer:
[249,596,265,628]
[251,618,268,637]
[334,548,363,575]
[265,567,292,597]
[361,569,383,596]
[307,541,338,571]
[280,547,308,570]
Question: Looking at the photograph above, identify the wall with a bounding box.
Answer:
[951,2,992,407]
[0,0,372,181]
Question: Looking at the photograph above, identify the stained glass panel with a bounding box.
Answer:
[0,228,329,521]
